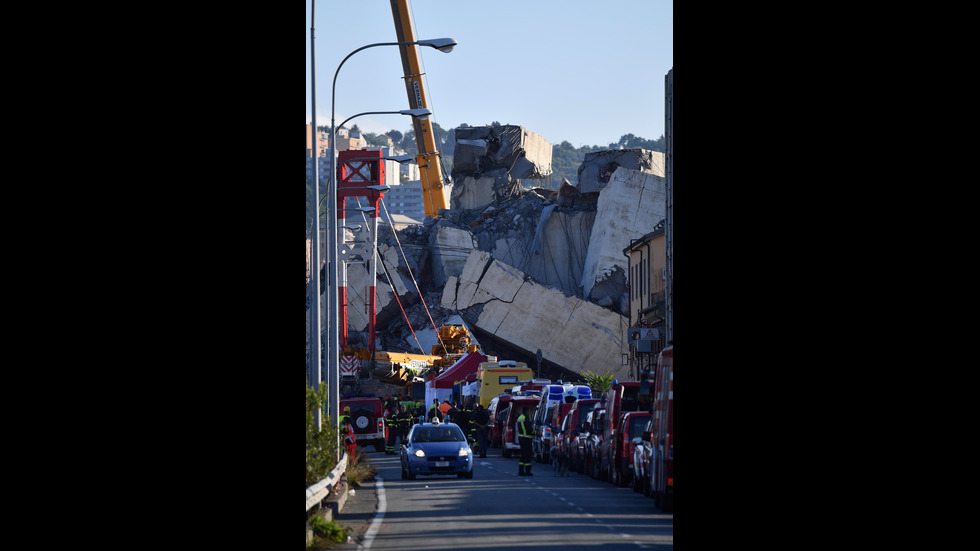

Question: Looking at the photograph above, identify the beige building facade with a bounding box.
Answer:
[624,220,667,362]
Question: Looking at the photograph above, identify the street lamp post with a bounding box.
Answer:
[308,1,323,431]
[323,37,456,453]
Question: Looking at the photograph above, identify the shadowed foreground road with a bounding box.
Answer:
[335,449,673,550]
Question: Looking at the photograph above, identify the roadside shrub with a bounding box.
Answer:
[581,370,615,397]
[309,515,348,544]
[307,379,339,486]
[345,447,377,487]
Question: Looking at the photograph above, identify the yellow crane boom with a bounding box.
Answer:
[390,0,450,219]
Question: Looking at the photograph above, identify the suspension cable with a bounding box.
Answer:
[378,197,447,353]
[351,196,432,354]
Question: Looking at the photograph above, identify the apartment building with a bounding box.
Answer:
[306,125,369,182]
[380,180,426,222]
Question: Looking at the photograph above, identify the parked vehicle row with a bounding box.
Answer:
[531,383,592,463]
[522,347,674,512]
[631,346,673,511]
[451,346,673,511]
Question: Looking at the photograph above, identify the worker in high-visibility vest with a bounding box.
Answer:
[343,418,357,459]
[385,405,402,455]
[517,406,533,476]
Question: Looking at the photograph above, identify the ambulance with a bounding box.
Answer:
[531,383,592,464]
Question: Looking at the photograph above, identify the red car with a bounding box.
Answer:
[487,394,512,449]
[609,411,651,487]
[639,346,672,511]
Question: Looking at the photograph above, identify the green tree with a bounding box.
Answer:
[399,121,450,157]
[362,131,393,147]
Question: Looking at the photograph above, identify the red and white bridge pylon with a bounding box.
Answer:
[336,148,388,353]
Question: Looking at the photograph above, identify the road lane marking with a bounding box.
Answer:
[359,476,385,550]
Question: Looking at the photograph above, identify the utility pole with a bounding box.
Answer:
[309,0,323,431]
[664,68,673,345]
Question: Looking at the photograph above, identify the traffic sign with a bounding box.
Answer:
[628,327,660,343]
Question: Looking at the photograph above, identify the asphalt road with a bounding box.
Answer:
[336,447,673,550]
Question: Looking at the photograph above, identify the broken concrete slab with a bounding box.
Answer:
[429,224,478,288]
[576,149,665,193]
[490,207,595,297]
[443,250,631,380]
[451,125,553,181]
[449,167,523,212]
[581,166,665,301]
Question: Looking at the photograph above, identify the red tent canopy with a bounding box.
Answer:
[432,352,488,389]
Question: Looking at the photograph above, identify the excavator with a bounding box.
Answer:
[389,0,452,220]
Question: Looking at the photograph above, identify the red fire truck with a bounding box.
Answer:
[635,346,673,511]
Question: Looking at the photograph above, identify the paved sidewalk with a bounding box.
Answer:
[334,476,380,546]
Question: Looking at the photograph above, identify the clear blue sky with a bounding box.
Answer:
[306,0,672,149]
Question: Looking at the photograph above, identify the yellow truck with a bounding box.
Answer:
[475,360,534,408]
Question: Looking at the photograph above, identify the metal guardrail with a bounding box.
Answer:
[306,451,349,512]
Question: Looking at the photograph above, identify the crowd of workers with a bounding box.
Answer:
[337,392,529,476]
[368,394,491,459]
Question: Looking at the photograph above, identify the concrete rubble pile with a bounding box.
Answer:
[335,138,665,380]
[448,125,553,212]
